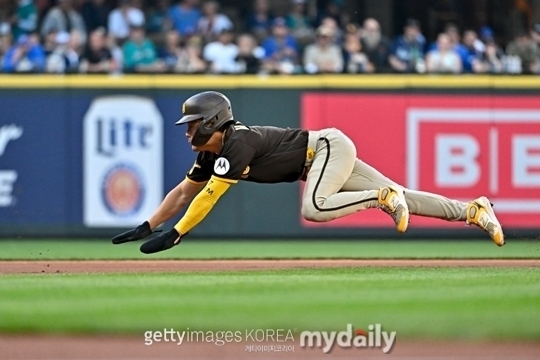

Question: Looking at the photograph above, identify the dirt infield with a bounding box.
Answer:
[2,259,539,359]
[0,259,539,274]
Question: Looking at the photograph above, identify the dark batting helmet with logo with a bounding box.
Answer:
[175,91,234,146]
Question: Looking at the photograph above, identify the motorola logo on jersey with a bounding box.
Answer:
[214,157,230,175]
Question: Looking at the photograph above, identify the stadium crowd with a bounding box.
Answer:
[0,0,539,75]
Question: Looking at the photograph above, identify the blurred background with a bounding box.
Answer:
[0,0,539,75]
[0,0,539,240]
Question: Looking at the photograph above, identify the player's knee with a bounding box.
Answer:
[301,204,331,222]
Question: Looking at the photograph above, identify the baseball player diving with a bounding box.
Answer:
[112,91,505,253]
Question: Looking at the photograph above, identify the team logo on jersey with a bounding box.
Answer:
[214,157,230,175]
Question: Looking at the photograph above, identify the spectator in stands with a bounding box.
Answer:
[261,17,298,74]
[441,23,465,52]
[461,29,484,73]
[80,27,117,73]
[45,29,66,71]
[65,30,84,72]
[388,18,426,73]
[106,32,124,71]
[42,27,59,56]
[40,0,86,45]
[197,1,233,43]
[479,25,505,58]
[425,33,462,74]
[159,29,184,71]
[45,29,82,73]
[108,0,145,43]
[342,30,370,73]
[168,0,201,37]
[244,0,273,43]
[0,22,12,63]
[530,23,540,73]
[145,0,171,40]
[81,0,111,34]
[122,23,166,73]
[11,0,38,41]
[478,40,504,73]
[506,29,539,74]
[303,25,343,74]
[235,33,263,74]
[203,28,239,73]
[0,0,14,45]
[315,0,348,30]
[479,25,495,45]
[2,33,45,72]
[319,16,342,45]
[177,35,206,73]
[285,0,314,46]
[360,17,391,73]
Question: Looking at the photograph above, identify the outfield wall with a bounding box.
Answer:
[0,75,539,238]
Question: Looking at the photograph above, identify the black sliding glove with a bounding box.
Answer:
[140,228,185,254]
[111,221,155,244]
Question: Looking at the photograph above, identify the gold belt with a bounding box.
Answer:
[300,147,315,181]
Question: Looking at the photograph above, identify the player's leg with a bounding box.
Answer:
[342,159,467,220]
[301,128,408,232]
[342,158,505,245]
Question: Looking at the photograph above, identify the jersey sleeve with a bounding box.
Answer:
[186,152,214,184]
[212,139,256,183]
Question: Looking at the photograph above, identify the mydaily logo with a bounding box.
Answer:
[300,324,396,354]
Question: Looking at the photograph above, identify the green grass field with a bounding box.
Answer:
[0,239,539,341]
[1,239,539,259]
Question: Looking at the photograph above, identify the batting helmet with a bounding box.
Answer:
[175,91,234,146]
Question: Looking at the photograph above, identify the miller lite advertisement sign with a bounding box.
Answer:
[83,96,163,227]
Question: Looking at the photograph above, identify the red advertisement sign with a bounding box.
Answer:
[301,93,540,228]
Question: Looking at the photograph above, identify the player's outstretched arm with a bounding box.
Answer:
[139,176,232,254]
[111,179,205,245]
[147,179,206,229]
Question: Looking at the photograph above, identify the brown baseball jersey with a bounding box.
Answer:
[187,122,309,183]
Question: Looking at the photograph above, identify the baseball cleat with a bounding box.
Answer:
[378,186,409,233]
[467,197,505,246]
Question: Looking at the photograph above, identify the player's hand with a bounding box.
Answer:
[111,221,154,244]
[140,228,185,254]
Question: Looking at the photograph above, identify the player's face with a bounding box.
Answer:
[185,120,222,153]
[185,120,200,148]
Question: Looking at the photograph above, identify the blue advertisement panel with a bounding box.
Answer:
[0,90,197,236]
[0,91,69,227]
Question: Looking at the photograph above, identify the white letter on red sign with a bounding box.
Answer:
[513,135,540,187]
[436,135,480,187]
